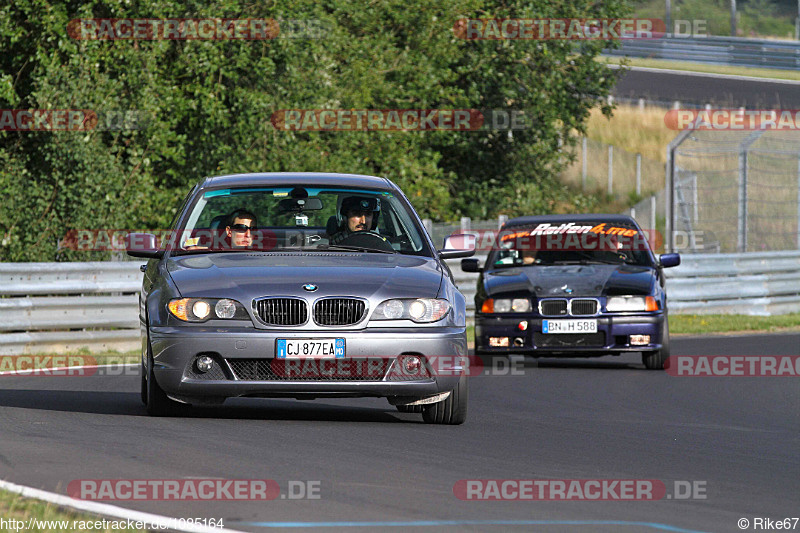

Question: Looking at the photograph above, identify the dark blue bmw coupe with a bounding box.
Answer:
[462,214,680,369]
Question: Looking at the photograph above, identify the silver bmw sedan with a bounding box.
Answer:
[126,173,474,424]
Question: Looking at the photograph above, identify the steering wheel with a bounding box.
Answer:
[338,231,396,252]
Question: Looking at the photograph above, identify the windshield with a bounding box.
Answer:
[171,185,430,256]
[487,220,655,269]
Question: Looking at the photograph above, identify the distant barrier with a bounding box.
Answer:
[2,252,798,353]
[447,250,800,319]
[604,35,800,70]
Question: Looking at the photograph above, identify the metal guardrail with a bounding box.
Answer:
[663,251,800,315]
[0,263,143,355]
[447,250,800,319]
[2,253,799,353]
[604,35,800,70]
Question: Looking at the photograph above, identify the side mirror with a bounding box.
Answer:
[125,232,163,259]
[438,233,476,260]
[461,258,482,272]
[659,253,681,268]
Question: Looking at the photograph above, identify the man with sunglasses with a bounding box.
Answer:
[226,209,257,249]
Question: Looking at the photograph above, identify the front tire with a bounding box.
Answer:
[396,404,423,413]
[422,374,468,425]
[144,340,185,416]
[642,316,670,370]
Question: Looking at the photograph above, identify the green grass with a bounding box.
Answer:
[670,312,800,335]
[602,56,800,81]
[630,0,798,40]
[0,489,146,532]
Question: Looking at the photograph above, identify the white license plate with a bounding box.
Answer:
[276,338,345,359]
[542,319,598,334]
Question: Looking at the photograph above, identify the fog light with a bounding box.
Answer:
[630,335,651,346]
[513,337,524,347]
[489,337,509,347]
[403,356,421,374]
[196,356,214,373]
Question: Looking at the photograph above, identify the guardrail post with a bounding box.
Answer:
[608,145,613,195]
[460,216,471,233]
[423,218,432,236]
[497,215,508,229]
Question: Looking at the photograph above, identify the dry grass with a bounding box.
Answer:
[560,104,677,204]
[584,105,677,163]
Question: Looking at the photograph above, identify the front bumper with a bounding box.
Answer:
[148,326,467,401]
[475,314,665,356]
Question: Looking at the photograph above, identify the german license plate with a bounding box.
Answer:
[542,319,598,334]
[276,338,345,359]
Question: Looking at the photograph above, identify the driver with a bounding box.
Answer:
[328,196,380,245]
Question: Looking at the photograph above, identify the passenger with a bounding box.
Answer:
[226,209,258,249]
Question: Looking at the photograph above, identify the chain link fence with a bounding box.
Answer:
[663,129,800,253]
[561,136,665,200]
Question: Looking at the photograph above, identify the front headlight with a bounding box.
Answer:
[372,298,450,323]
[168,298,250,322]
[480,298,531,313]
[606,296,660,312]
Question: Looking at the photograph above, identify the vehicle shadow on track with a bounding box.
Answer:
[475,353,645,371]
[0,389,412,422]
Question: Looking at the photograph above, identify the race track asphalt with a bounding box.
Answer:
[0,332,797,533]
[613,67,800,108]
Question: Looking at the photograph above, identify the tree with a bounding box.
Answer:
[0,0,624,261]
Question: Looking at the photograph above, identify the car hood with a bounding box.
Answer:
[483,263,656,297]
[166,252,444,301]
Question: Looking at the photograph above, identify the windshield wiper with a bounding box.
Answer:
[319,244,397,254]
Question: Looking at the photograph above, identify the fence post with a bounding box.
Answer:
[582,137,587,191]
[497,214,508,229]
[650,195,657,235]
[460,216,471,234]
[737,149,748,252]
[635,153,642,196]
[607,145,613,195]
[423,218,432,236]
[797,153,800,249]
